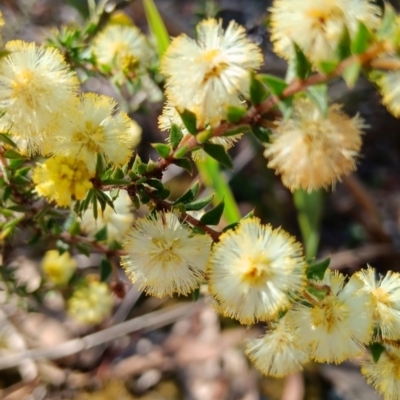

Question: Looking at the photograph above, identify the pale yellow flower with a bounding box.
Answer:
[208,217,306,324]
[158,101,241,160]
[161,18,262,127]
[32,155,93,207]
[287,270,374,364]
[41,250,77,286]
[79,190,134,243]
[68,280,113,324]
[361,344,400,400]
[355,267,400,340]
[50,93,141,174]
[245,316,309,377]
[269,0,381,64]
[378,71,400,118]
[264,98,365,192]
[0,40,79,155]
[121,212,212,297]
[93,24,152,70]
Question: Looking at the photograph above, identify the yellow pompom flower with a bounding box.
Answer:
[287,270,374,364]
[68,280,113,325]
[92,24,152,70]
[121,212,212,298]
[355,267,400,340]
[32,155,93,207]
[50,93,141,174]
[361,344,400,400]
[79,190,134,243]
[245,316,309,377]
[264,98,365,192]
[161,18,263,127]
[208,217,306,324]
[158,101,241,160]
[41,250,77,286]
[0,40,79,155]
[269,0,381,64]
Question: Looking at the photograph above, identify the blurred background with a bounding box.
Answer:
[1,0,400,399]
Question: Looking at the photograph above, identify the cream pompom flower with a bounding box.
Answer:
[161,18,262,127]
[50,93,141,174]
[158,101,241,160]
[264,98,365,192]
[68,280,113,325]
[355,267,400,340]
[361,344,400,400]
[32,155,93,207]
[93,24,153,70]
[208,217,306,325]
[269,0,381,64]
[0,40,79,155]
[79,190,134,243]
[121,212,212,297]
[245,317,309,377]
[287,270,374,364]
[41,250,77,286]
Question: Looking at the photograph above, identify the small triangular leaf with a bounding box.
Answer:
[179,109,197,135]
[200,200,225,225]
[250,73,269,105]
[174,180,200,204]
[306,257,330,281]
[203,142,233,169]
[226,106,247,124]
[185,193,215,211]
[343,60,361,88]
[152,143,171,158]
[251,126,271,143]
[307,84,328,117]
[293,43,312,79]
[336,25,352,61]
[173,157,193,174]
[369,342,385,363]
[170,123,184,149]
[94,225,108,242]
[258,74,288,96]
[100,257,112,281]
[351,21,371,55]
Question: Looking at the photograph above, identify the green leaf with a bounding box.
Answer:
[100,178,131,185]
[185,193,215,211]
[143,0,170,57]
[343,60,361,88]
[226,106,247,124]
[170,124,184,149]
[147,178,165,191]
[224,125,251,136]
[222,221,239,232]
[92,191,98,220]
[335,26,351,61]
[250,73,269,105]
[9,159,25,170]
[96,189,114,212]
[0,133,17,148]
[179,109,197,135]
[69,220,81,236]
[293,43,312,79]
[152,143,171,158]
[3,149,23,159]
[307,84,328,117]
[173,157,193,174]
[0,50,11,60]
[196,129,213,144]
[111,167,124,180]
[306,258,331,281]
[3,186,11,202]
[200,200,225,225]
[138,187,151,204]
[94,225,108,242]
[192,287,200,302]
[369,342,386,363]
[306,286,327,301]
[318,60,338,74]
[100,257,112,281]
[80,188,94,213]
[203,142,233,170]
[76,243,91,257]
[377,3,396,39]
[174,181,200,204]
[277,97,293,119]
[174,145,189,159]
[251,126,271,143]
[258,74,288,96]
[351,21,371,55]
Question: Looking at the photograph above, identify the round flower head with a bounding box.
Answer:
[121,212,212,297]
[378,71,400,118]
[355,267,400,340]
[158,101,241,160]
[68,280,113,325]
[41,250,77,286]
[0,40,79,155]
[50,93,141,174]
[287,270,374,364]
[264,98,365,192]
[269,0,381,64]
[79,190,134,243]
[208,217,306,324]
[161,18,263,127]
[93,24,152,70]
[32,155,93,207]
[245,316,309,377]
[361,344,400,400]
